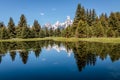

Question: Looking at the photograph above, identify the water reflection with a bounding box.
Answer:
[0,41,120,72]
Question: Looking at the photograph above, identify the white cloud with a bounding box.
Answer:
[40,13,44,16]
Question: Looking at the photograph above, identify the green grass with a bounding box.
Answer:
[0,37,120,43]
[0,38,51,42]
[78,38,120,43]
[52,37,120,43]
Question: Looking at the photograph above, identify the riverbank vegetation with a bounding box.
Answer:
[0,37,120,43]
[0,4,120,40]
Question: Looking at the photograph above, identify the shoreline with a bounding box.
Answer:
[0,37,120,43]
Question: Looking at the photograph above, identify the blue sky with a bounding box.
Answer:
[0,0,120,26]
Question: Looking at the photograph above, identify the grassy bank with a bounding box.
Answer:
[0,38,51,42]
[78,38,120,43]
[52,37,120,43]
[0,37,120,43]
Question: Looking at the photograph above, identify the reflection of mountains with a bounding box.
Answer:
[45,44,73,56]
[0,41,120,72]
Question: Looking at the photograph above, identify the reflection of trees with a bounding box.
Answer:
[0,56,2,63]
[10,51,16,61]
[109,44,120,62]
[72,42,96,71]
[34,49,41,58]
[0,41,45,64]
[19,51,29,64]
[0,42,8,54]
[0,40,120,68]
[62,41,120,72]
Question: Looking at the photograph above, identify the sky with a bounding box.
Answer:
[0,0,120,26]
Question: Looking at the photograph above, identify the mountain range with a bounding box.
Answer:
[43,16,73,29]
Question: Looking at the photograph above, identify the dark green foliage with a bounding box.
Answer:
[32,20,41,38]
[99,13,108,36]
[16,27,22,38]
[55,28,61,37]
[65,26,71,38]
[0,27,9,39]
[109,12,120,36]
[107,28,115,37]
[75,20,88,38]
[16,14,28,38]
[72,4,86,35]
[18,14,27,28]
[67,3,120,38]
[21,27,31,39]
[0,23,9,39]
[94,21,105,37]
[10,51,16,61]
[39,29,45,38]
[8,17,16,38]
[49,28,54,37]
[44,27,49,37]
[86,9,97,26]
[0,22,4,28]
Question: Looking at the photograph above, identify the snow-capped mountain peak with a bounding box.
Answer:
[43,16,73,29]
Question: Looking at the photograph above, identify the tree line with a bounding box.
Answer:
[0,14,61,39]
[0,3,120,39]
[64,4,120,38]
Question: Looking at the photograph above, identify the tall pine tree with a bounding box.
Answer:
[32,20,41,38]
[72,4,86,35]
[8,17,16,38]
[16,14,28,38]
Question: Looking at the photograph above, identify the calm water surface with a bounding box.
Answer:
[0,41,120,80]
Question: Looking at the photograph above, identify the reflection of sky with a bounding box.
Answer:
[0,48,120,80]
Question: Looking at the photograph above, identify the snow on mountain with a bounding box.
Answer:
[45,44,73,57]
[43,16,73,29]
[44,23,52,29]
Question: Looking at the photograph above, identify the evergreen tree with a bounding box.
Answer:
[44,27,49,37]
[49,28,54,37]
[18,14,27,28]
[39,29,45,38]
[65,26,71,38]
[87,9,92,26]
[61,28,66,37]
[32,20,41,38]
[0,22,4,28]
[29,28,35,38]
[75,20,88,38]
[0,27,9,39]
[55,28,61,37]
[0,23,9,39]
[99,13,109,36]
[109,12,120,36]
[16,14,27,38]
[8,17,16,38]
[86,9,96,26]
[0,22,4,39]
[21,26,31,39]
[91,9,97,24]
[87,26,93,38]
[72,4,86,35]
[107,27,115,37]
[94,21,105,37]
